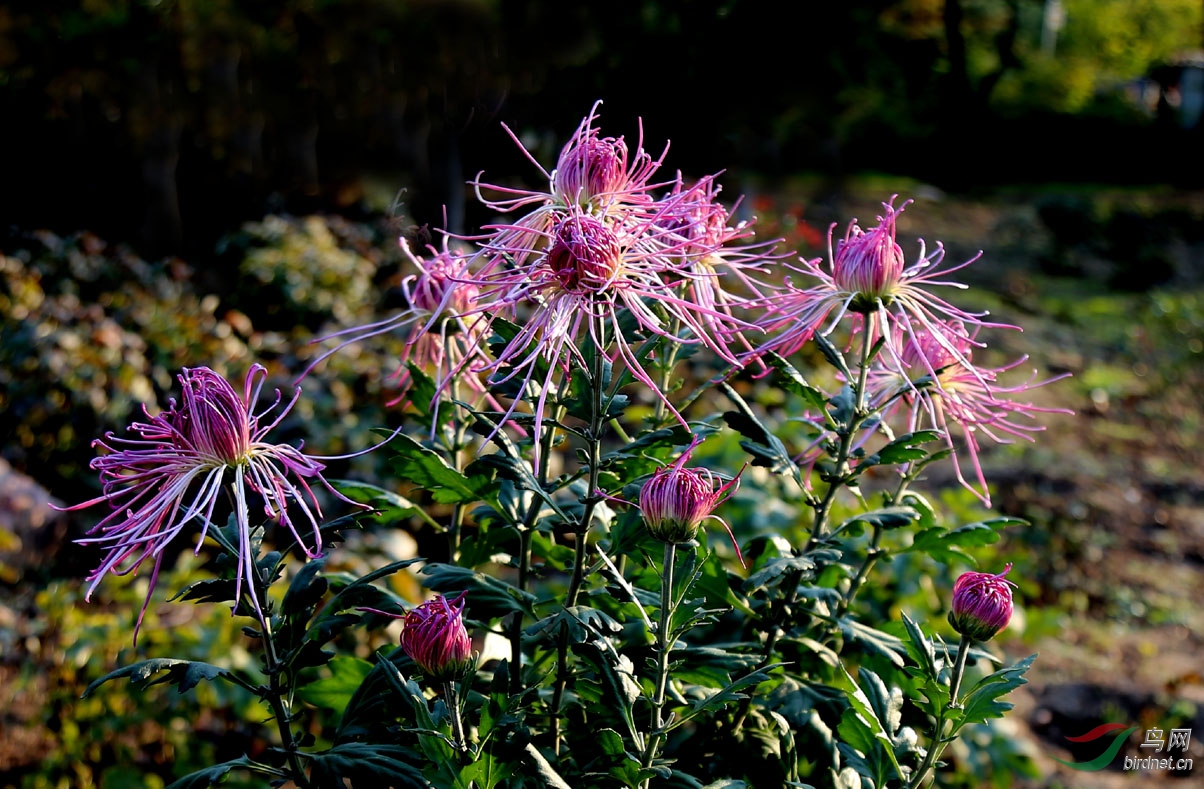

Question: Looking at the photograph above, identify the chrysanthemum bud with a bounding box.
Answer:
[948,564,1016,642]
[554,134,628,205]
[638,457,745,565]
[832,199,907,309]
[399,593,475,682]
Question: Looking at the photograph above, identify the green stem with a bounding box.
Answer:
[842,474,915,615]
[551,314,608,755]
[805,318,878,550]
[258,607,312,789]
[910,636,972,788]
[652,314,683,427]
[509,416,558,696]
[444,680,467,755]
[640,543,677,783]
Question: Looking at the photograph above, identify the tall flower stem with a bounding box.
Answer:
[734,321,880,734]
[509,418,559,695]
[208,522,311,788]
[444,681,467,755]
[652,314,683,427]
[640,542,677,784]
[841,473,916,616]
[910,635,971,789]
[260,611,312,789]
[806,320,878,550]
[551,313,609,755]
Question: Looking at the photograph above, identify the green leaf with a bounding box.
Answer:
[901,613,937,682]
[813,332,852,379]
[83,658,257,698]
[523,743,574,789]
[459,748,517,789]
[669,664,783,731]
[860,430,943,468]
[164,757,275,789]
[720,382,802,486]
[308,743,428,788]
[388,433,496,504]
[904,518,1022,564]
[421,562,537,620]
[743,555,818,594]
[958,653,1037,725]
[838,618,907,667]
[281,556,329,617]
[329,478,437,528]
[836,664,904,780]
[296,656,374,718]
[168,578,237,606]
[835,506,917,535]
[764,352,831,419]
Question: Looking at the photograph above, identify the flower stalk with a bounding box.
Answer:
[640,542,677,784]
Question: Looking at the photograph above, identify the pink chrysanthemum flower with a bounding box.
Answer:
[302,238,492,409]
[399,592,475,682]
[868,320,1071,506]
[754,197,1011,370]
[655,175,781,357]
[467,202,754,447]
[469,101,671,278]
[60,365,362,639]
[639,445,746,565]
[949,564,1016,641]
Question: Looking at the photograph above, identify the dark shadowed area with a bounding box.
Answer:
[3,1,1204,787]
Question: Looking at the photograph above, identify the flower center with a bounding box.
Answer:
[546,214,624,294]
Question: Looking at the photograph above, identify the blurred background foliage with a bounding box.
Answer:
[1,0,1202,255]
[2,0,1204,787]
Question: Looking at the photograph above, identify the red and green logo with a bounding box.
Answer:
[1052,723,1139,771]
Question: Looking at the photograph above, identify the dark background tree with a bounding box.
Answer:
[1,0,1201,255]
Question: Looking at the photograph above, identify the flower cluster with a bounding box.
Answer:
[60,365,356,638]
[460,103,770,443]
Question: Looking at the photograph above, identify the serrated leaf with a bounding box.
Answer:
[329,478,432,527]
[421,562,537,620]
[838,618,907,667]
[861,430,942,468]
[388,433,496,504]
[164,757,268,789]
[836,506,917,534]
[958,653,1037,725]
[765,352,831,419]
[813,332,852,378]
[83,658,257,698]
[837,664,904,780]
[901,613,937,682]
[296,656,374,717]
[720,383,802,486]
[308,743,428,788]
[669,664,783,731]
[169,578,237,605]
[282,556,329,616]
[743,555,818,594]
[525,605,623,645]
